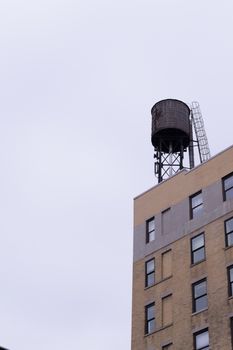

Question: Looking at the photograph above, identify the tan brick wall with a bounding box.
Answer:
[132,212,233,349]
[134,145,233,227]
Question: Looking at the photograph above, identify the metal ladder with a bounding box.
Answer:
[191,101,211,163]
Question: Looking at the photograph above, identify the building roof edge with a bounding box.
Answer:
[134,144,233,200]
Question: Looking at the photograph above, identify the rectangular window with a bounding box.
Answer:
[225,217,233,247]
[228,265,233,297]
[146,217,155,243]
[191,233,205,264]
[161,208,171,235]
[194,328,209,350]
[162,294,172,327]
[162,250,172,279]
[145,258,155,288]
[230,317,233,349]
[145,302,155,334]
[192,278,208,313]
[190,191,203,219]
[223,173,233,201]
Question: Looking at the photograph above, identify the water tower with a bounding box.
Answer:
[151,98,211,183]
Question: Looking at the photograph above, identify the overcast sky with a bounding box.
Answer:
[0,1,233,349]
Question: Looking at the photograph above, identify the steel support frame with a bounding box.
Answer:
[153,137,186,183]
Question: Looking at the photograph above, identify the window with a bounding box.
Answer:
[145,303,155,334]
[145,258,155,287]
[194,328,209,350]
[162,250,172,279]
[228,265,233,297]
[223,173,233,201]
[192,279,208,313]
[162,295,172,326]
[190,191,203,219]
[225,217,233,247]
[191,233,205,264]
[146,217,155,243]
[230,317,233,349]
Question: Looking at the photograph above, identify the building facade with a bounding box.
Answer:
[131,145,233,349]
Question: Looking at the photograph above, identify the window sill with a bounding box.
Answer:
[144,323,173,337]
[145,275,173,290]
[228,296,233,301]
[192,307,208,316]
[190,259,206,268]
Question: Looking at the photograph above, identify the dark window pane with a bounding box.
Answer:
[193,248,205,264]
[230,268,233,282]
[145,303,155,334]
[146,218,155,243]
[226,188,233,200]
[226,218,233,233]
[194,281,206,298]
[147,305,154,319]
[149,230,155,242]
[231,283,233,296]
[196,330,209,349]
[146,260,154,273]
[192,204,203,217]
[147,273,155,287]
[147,319,155,333]
[224,176,233,190]
[192,193,202,207]
[148,219,154,232]
[195,295,208,311]
[192,234,204,250]
[227,232,233,246]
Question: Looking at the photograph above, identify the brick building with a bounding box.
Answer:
[131,145,233,349]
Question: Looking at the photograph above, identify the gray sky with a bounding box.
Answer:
[0,1,233,349]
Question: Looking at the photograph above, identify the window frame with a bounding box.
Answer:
[222,172,233,201]
[191,232,205,265]
[162,343,172,350]
[193,328,209,350]
[192,278,208,313]
[146,217,155,244]
[228,265,233,297]
[145,302,155,335]
[190,190,203,220]
[225,217,233,247]
[145,258,155,288]
[230,317,233,349]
